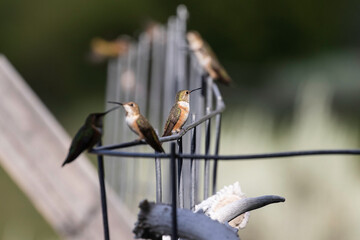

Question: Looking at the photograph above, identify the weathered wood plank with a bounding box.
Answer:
[0,55,134,239]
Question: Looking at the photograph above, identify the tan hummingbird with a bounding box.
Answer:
[108,101,165,153]
[89,36,131,63]
[187,31,231,85]
[162,88,201,137]
[62,106,120,167]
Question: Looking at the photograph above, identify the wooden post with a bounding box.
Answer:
[0,55,134,239]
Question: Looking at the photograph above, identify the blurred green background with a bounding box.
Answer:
[1,0,360,239]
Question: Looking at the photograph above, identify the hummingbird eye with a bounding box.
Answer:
[130,103,134,107]
[186,91,189,94]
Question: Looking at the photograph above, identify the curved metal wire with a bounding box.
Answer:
[91,148,360,159]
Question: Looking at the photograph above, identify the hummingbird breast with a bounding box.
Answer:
[174,101,189,130]
[126,114,143,137]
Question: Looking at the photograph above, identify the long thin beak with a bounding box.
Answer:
[190,87,202,93]
[107,101,124,106]
[103,105,122,115]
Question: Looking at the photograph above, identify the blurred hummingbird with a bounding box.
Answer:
[162,88,201,137]
[108,101,165,153]
[89,36,131,63]
[186,31,232,85]
[62,106,120,167]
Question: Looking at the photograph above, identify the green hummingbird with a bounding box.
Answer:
[108,101,165,153]
[62,106,120,167]
[187,31,231,85]
[162,88,201,137]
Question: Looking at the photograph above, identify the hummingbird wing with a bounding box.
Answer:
[62,126,96,166]
[162,104,181,137]
[137,115,164,153]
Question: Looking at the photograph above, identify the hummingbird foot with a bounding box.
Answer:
[171,129,182,135]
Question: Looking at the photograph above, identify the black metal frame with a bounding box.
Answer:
[89,5,360,240]
[90,82,360,239]
[92,125,360,240]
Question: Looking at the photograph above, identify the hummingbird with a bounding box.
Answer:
[186,31,231,85]
[162,88,201,137]
[108,101,165,153]
[62,106,120,167]
[89,35,131,63]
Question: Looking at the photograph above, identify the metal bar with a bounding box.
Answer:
[110,56,123,195]
[149,25,166,131]
[97,141,110,240]
[150,27,165,205]
[177,137,184,208]
[212,113,222,194]
[163,17,177,205]
[103,59,118,192]
[133,33,152,206]
[90,149,360,159]
[175,5,188,90]
[204,117,211,199]
[179,150,360,159]
[163,17,177,121]
[211,84,223,194]
[170,142,178,240]
[120,43,137,206]
[190,116,197,210]
[95,139,146,151]
[189,53,203,212]
[204,76,213,199]
[155,156,162,203]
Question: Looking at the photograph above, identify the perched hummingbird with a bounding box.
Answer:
[162,88,201,137]
[186,31,232,85]
[62,106,120,167]
[108,101,165,153]
[89,36,131,63]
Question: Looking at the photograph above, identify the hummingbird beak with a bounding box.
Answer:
[107,101,124,106]
[190,87,202,93]
[103,105,122,115]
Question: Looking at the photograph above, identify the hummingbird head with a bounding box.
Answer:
[89,113,105,128]
[176,88,202,103]
[108,101,140,116]
[122,102,140,116]
[187,31,203,51]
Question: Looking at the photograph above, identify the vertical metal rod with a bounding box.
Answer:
[155,156,162,203]
[97,141,110,240]
[103,60,116,189]
[164,18,177,204]
[204,76,213,199]
[190,116,197,210]
[177,137,184,208]
[212,113,222,194]
[204,118,211,199]
[170,142,178,239]
[122,44,136,207]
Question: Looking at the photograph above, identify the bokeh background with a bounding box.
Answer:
[1,0,360,239]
